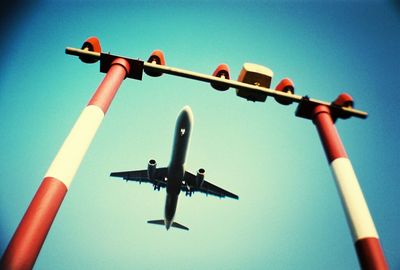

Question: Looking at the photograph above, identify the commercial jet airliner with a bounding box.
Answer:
[110,106,238,231]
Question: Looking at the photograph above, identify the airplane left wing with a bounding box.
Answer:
[182,171,239,200]
[110,168,168,188]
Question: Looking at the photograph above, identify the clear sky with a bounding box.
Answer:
[1,1,399,269]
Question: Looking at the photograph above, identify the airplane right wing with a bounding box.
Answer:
[110,168,168,189]
[182,171,239,200]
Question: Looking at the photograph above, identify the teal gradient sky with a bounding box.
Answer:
[1,1,399,269]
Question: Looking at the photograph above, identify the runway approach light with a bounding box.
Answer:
[274,78,295,105]
[333,93,354,108]
[79,37,101,64]
[145,50,166,77]
[236,63,273,102]
[211,64,230,91]
[331,93,355,120]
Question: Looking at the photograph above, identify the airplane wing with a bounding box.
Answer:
[110,168,168,188]
[182,171,239,199]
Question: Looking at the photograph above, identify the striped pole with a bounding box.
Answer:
[312,105,388,269]
[0,57,131,270]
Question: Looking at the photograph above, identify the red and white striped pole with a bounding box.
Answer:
[312,104,388,269]
[0,57,131,270]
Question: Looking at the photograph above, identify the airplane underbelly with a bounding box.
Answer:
[165,193,178,221]
[166,166,183,195]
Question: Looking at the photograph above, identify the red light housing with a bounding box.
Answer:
[144,50,166,77]
[79,37,101,63]
[331,93,355,121]
[333,93,354,108]
[274,78,295,105]
[211,64,230,91]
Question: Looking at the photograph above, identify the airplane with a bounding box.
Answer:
[110,106,238,231]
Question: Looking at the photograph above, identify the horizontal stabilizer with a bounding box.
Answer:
[171,222,189,231]
[147,219,165,226]
[147,219,189,231]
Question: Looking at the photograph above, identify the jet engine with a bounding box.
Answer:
[196,168,205,187]
[147,159,157,180]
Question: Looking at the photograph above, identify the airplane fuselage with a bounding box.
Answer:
[164,106,193,229]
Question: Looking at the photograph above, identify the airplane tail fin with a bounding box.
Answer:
[147,219,189,231]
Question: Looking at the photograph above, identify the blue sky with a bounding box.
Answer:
[1,1,399,269]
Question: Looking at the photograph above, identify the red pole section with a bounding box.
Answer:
[0,58,131,270]
[312,105,388,270]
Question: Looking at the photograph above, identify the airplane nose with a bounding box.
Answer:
[182,105,192,113]
[181,105,194,124]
